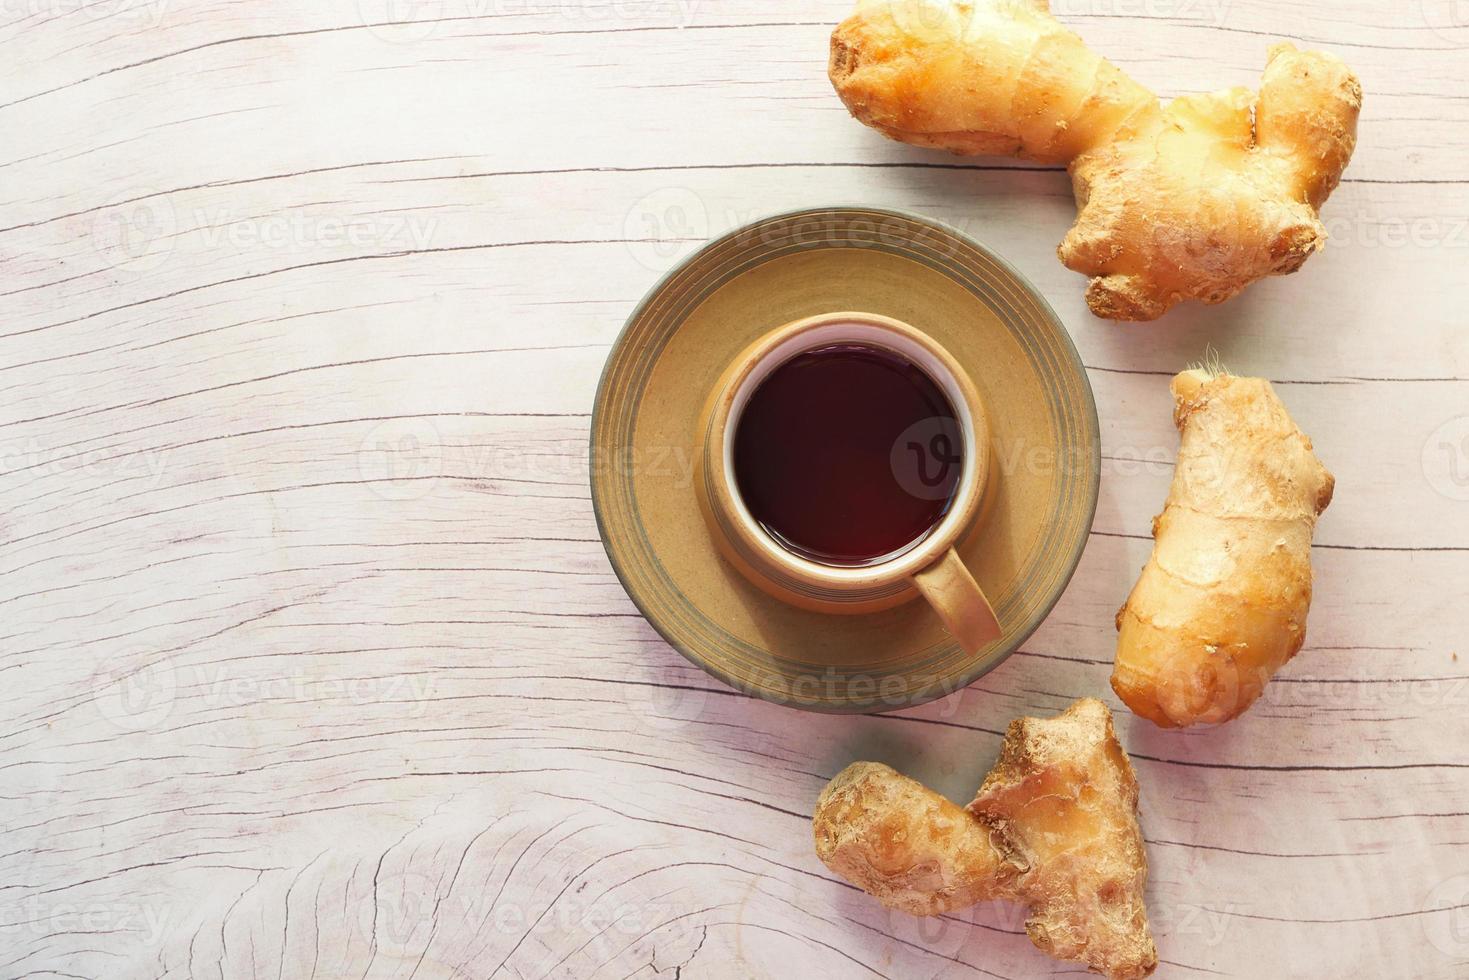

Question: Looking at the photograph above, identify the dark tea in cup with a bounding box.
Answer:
[732,342,963,567]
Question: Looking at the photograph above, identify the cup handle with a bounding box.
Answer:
[910,547,1002,654]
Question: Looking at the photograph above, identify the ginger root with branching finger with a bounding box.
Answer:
[828,0,1362,320]
[813,698,1156,980]
[1112,370,1334,727]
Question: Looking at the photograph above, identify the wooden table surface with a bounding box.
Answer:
[4,1,1467,977]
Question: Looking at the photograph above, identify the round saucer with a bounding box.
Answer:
[591,206,1099,712]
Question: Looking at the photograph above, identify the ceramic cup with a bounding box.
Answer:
[695,311,1002,654]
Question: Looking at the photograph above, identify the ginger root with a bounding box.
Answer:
[828,0,1362,320]
[814,698,1156,979]
[1113,370,1334,727]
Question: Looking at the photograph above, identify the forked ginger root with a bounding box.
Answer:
[1113,370,1334,727]
[828,0,1362,320]
[814,698,1156,979]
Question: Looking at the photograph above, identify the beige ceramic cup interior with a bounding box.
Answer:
[695,311,1002,654]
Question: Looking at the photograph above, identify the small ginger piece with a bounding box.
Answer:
[828,0,1362,320]
[1113,370,1334,727]
[814,699,1156,980]
[813,760,1015,916]
[971,699,1154,976]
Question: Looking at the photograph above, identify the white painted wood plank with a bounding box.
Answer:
[2,2,1467,979]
